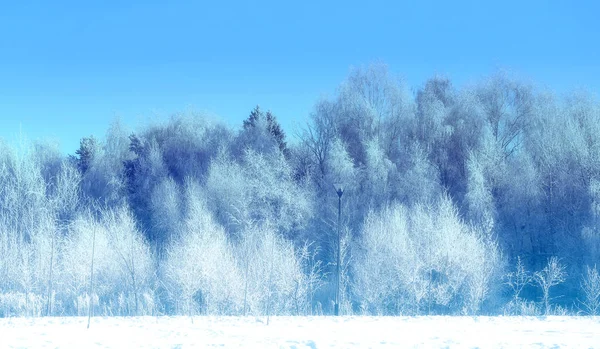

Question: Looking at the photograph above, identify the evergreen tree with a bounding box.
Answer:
[242,105,288,155]
[73,136,98,175]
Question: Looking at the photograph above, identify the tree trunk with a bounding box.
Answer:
[47,230,55,316]
[87,225,96,329]
[266,235,275,325]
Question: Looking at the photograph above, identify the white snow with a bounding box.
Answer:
[1,316,599,348]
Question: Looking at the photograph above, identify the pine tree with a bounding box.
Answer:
[242,105,288,155]
[74,136,97,175]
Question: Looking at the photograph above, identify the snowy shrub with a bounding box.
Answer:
[503,299,541,316]
[0,292,44,317]
[548,304,570,316]
[0,292,25,317]
[354,196,501,315]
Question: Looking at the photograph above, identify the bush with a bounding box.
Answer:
[502,299,541,316]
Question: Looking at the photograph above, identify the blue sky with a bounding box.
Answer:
[0,0,598,154]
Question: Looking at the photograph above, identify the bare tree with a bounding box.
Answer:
[506,256,532,302]
[534,257,566,315]
[502,256,535,315]
[476,73,533,158]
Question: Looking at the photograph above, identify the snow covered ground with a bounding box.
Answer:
[1,315,599,348]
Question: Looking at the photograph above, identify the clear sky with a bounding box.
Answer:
[1,0,598,154]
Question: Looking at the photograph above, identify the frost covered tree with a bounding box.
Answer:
[81,120,132,206]
[4,63,600,317]
[580,265,600,315]
[476,73,533,158]
[73,136,98,175]
[583,179,600,265]
[103,206,155,315]
[164,191,242,316]
[236,106,288,156]
[335,63,411,165]
[465,152,496,234]
[123,114,232,251]
[149,177,183,248]
[235,222,308,316]
[206,148,312,240]
[0,138,60,316]
[56,206,155,317]
[355,196,500,315]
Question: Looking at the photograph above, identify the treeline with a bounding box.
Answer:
[1,63,600,317]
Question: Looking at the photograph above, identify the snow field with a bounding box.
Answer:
[1,316,599,348]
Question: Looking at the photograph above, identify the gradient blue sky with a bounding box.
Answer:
[1,0,598,154]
